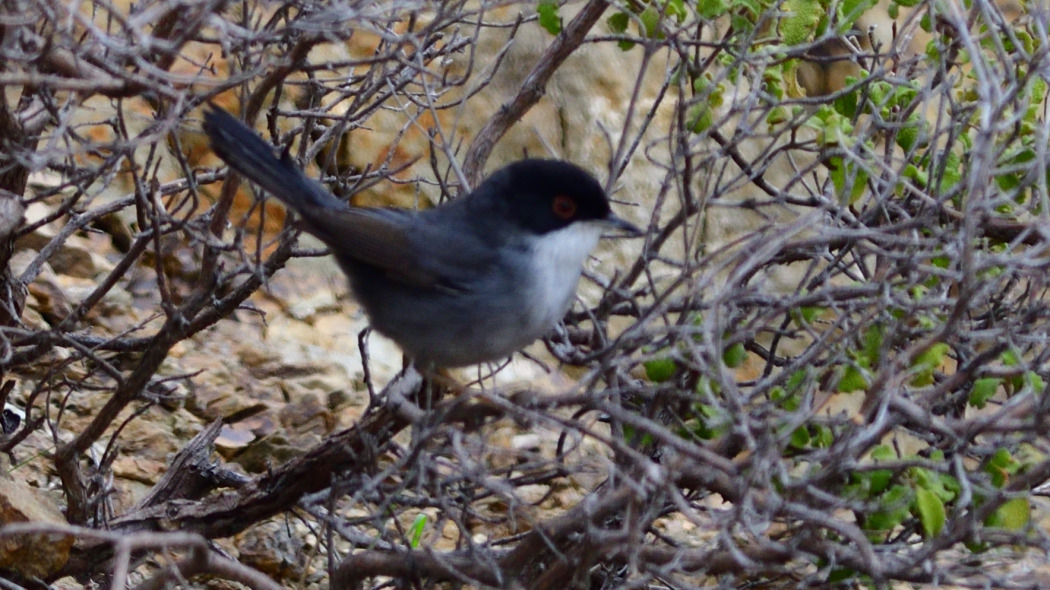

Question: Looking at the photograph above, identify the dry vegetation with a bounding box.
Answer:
[2,0,1050,588]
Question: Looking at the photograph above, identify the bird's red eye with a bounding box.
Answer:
[552,195,577,219]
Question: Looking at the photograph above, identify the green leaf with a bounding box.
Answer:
[536,0,562,34]
[1001,349,1021,366]
[865,484,913,533]
[903,163,928,187]
[645,357,677,382]
[723,342,748,368]
[837,364,869,393]
[827,568,857,583]
[688,104,714,132]
[790,426,811,449]
[606,11,629,33]
[699,0,729,18]
[812,424,834,447]
[666,0,688,21]
[986,448,1021,488]
[828,156,868,204]
[871,445,895,461]
[766,105,790,126]
[895,114,927,151]
[969,377,1000,408]
[838,0,875,28]
[780,0,823,45]
[911,342,949,386]
[867,468,893,494]
[862,324,883,362]
[834,88,858,118]
[915,487,946,537]
[786,368,809,393]
[1026,371,1045,392]
[985,497,1030,531]
[791,305,822,326]
[639,6,662,38]
[409,513,427,548]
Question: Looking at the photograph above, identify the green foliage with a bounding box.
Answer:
[645,356,677,382]
[409,513,427,548]
[605,0,687,50]
[609,0,1049,580]
[985,497,1030,531]
[536,0,561,34]
[969,377,1001,408]
[722,342,748,368]
[848,448,962,540]
[910,342,949,386]
[778,0,823,45]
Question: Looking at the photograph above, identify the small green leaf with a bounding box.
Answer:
[1001,349,1020,366]
[838,0,875,27]
[871,445,895,461]
[828,568,857,583]
[1026,371,1045,393]
[604,8,634,49]
[895,114,927,151]
[837,365,869,393]
[786,369,809,393]
[688,104,714,133]
[766,105,789,125]
[790,426,811,449]
[409,513,427,548]
[828,156,868,203]
[865,484,912,533]
[969,377,1000,408]
[911,342,949,386]
[862,324,883,362]
[723,342,748,368]
[985,497,1030,531]
[639,6,662,38]
[536,1,561,34]
[699,0,729,18]
[666,0,688,21]
[812,424,833,447]
[867,469,893,494]
[915,487,946,537]
[607,11,629,33]
[645,357,677,382]
[986,448,1020,488]
[780,0,823,45]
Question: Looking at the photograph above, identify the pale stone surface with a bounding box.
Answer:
[0,474,74,579]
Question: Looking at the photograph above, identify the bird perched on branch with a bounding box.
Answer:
[203,106,640,368]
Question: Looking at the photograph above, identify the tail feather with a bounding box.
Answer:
[202,107,347,212]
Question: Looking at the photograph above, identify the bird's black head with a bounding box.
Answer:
[470,159,639,236]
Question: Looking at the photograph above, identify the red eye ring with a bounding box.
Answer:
[552,195,577,220]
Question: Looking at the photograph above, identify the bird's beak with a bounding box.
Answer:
[603,213,644,237]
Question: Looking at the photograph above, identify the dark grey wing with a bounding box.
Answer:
[292,206,437,290]
[295,203,494,294]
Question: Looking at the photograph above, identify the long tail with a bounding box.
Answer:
[202,107,347,211]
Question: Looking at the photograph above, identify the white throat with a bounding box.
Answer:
[526,222,604,328]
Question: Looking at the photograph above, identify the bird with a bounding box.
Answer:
[203,106,641,368]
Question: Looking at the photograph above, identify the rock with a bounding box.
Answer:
[0,475,74,579]
[236,520,306,579]
[511,433,543,452]
[15,219,114,279]
[278,392,335,435]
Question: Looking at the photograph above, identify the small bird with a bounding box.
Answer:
[203,107,641,368]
